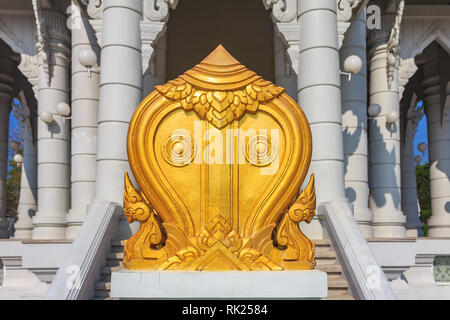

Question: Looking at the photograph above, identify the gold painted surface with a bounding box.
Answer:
[123,45,316,271]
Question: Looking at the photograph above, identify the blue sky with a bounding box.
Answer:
[413,101,429,165]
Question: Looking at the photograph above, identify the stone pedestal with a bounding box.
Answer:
[111,270,327,299]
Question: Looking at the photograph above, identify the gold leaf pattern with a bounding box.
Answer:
[156,78,284,129]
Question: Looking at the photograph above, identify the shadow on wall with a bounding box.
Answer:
[343,123,363,204]
[368,118,401,209]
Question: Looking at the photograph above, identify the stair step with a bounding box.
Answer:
[315,264,342,274]
[111,240,125,247]
[101,266,111,275]
[327,295,354,300]
[314,250,336,259]
[328,289,350,296]
[107,252,124,260]
[328,279,348,289]
[101,265,123,274]
[312,239,331,246]
[95,281,111,291]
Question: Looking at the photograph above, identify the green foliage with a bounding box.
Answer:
[6,157,21,219]
[415,163,431,236]
[6,133,22,219]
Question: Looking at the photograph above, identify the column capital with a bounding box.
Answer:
[143,0,178,22]
[368,0,405,89]
[274,22,299,77]
[33,2,71,86]
[263,0,297,23]
[337,0,367,22]
[141,20,166,76]
[87,0,103,20]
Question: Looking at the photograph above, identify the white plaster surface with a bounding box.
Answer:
[111,270,328,299]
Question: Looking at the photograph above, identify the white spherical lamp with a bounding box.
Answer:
[343,55,363,75]
[56,102,71,116]
[13,154,23,164]
[368,104,382,117]
[78,48,97,68]
[414,155,422,164]
[40,110,54,124]
[386,110,399,124]
[417,142,427,153]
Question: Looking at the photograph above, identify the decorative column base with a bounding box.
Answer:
[372,211,406,238]
[13,222,34,239]
[353,207,374,238]
[32,214,67,240]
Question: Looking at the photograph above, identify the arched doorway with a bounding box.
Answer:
[165,0,274,81]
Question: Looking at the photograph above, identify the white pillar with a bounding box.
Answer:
[340,9,372,238]
[417,44,450,237]
[0,44,20,238]
[367,16,406,238]
[0,96,11,238]
[142,30,166,96]
[274,29,297,100]
[12,101,37,239]
[93,0,142,205]
[65,2,99,239]
[400,93,423,237]
[32,9,71,240]
[297,0,346,239]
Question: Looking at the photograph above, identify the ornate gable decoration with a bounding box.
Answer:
[156,46,284,129]
[124,45,316,271]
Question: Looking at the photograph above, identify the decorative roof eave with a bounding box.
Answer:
[386,0,405,89]
[337,0,369,22]
[262,0,297,23]
[32,0,51,86]
[337,0,369,48]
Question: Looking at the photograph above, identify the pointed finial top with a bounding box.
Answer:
[179,44,260,90]
[200,45,242,66]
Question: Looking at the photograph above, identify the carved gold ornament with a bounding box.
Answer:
[123,45,316,271]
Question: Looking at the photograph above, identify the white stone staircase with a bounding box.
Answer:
[95,238,355,300]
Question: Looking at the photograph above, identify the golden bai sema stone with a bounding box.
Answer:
[123,45,316,271]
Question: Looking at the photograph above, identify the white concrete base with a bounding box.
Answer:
[111,270,327,299]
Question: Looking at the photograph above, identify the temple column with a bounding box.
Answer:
[416,43,450,237]
[367,13,406,238]
[297,0,346,238]
[93,0,142,205]
[400,92,423,237]
[340,8,372,237]
[0,43,20,238]
[142,24,166,96]
[12,100,37,239]
[65,2,100,239]
[273,27,297,100]
[0,96,10,239]
[32,9,71,240]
